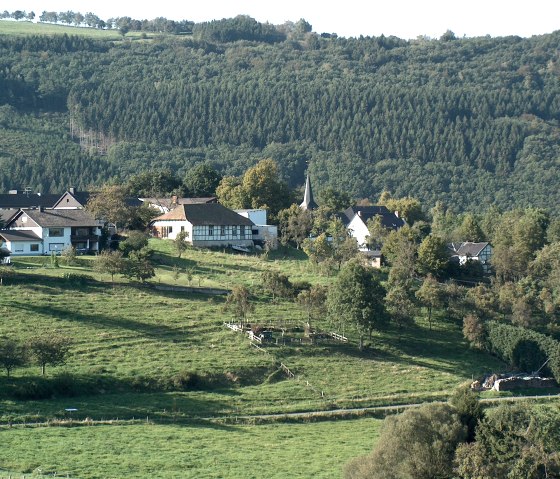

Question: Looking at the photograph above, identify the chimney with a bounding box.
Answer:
[69,187,76,194]
[394,211,399,218]
[8,190,19,195]
[171,195,178,205]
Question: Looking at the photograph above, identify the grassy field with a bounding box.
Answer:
[0,19,158,40]
[0,417,382,479]
[0,240,525,477]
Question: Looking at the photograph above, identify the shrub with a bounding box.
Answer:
[486,321,560,380]
[171,370,203,391]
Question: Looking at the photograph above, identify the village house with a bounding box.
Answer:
[449,241,493,273]
[150,203,255,248]
[0,208,102,256]
[234,208,278,249]
[343,205,406,251]
[0,189,60,210]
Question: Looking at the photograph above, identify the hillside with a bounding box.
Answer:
[0,240,509,477]
[0,20,559,210]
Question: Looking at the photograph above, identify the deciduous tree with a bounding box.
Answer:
[28,334,71,376]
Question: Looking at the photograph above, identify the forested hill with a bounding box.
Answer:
[1,20,559,211]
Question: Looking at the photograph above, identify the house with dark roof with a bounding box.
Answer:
[53,188,143,209]
[150,203,254,248]
[1,208,102,255]
[0,191,60,210]
[449,242,492,272]
[343,206,406,250]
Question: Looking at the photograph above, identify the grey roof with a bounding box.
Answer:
[153,203,254,226]
[54,190,143,209]
[10,209,101,228]
[0,209,18,223]
[0,193,60,209]
[344,206,405,229]
[0,230,42,241]
[452,242,490,257]
[299,174,318,210]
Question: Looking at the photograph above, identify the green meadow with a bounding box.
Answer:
[0,239,510,477]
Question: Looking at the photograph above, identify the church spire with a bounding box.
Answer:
[299,173,318,210]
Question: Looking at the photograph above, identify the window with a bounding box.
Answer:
[30,244,39,252]
[49,243,64,251]
[181,226,185,232]
[49,228,64,237]
[232,226,237,236]
[15,245,24,252]
[208,226,214,237]
[161,226,173,238]
[240,225,245,238]
[221,226,225,236]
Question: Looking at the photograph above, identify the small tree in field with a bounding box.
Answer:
[0,339,27,377]
[28,334,71,376]
[94,250,126,285]
[297,285,327,329]
[415,274,443,330]
[174,230,190,258]
[462,313,486,350]
[223,285,254,327]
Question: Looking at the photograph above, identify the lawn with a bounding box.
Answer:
[0,418,382,479]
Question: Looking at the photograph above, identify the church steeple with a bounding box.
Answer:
[299,173,318,210]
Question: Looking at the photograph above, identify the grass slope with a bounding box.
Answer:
[0,417,381,479]
[0,240,509,477]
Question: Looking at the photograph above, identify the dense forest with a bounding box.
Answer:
[0,16,559,211]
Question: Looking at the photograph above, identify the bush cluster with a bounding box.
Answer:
[486,321,560,380]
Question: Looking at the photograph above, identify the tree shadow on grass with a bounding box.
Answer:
[12,301,185,341]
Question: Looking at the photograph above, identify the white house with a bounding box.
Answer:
[343,206,406,250]
[1,208,102,255]
[150,203,255,248]
[449,242,493,272]
[234,209,278,249]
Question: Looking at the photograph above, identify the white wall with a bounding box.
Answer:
[235,209,267,225]
[4,240,43,256]
[347,216,370,250]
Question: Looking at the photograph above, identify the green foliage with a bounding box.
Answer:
[28,334,71,376]
[416,235,449,278]
[449,385,483,442]
[485,320,560,380]
[125,169,183,197]
[1,30,559,212]
[93,249,126,282]
[261,271,294,301]
[0,338,27,377]
[344,403,466,479]
[454,403,560,479]
[328,259,388,348]
[183,162,222,197]
[173,230,190,258]
[224,284,254,325]
[278,204,313,248]
[119,231,149,256]
[124,247,155,282]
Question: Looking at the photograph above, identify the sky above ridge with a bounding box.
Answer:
[1,0,558,39]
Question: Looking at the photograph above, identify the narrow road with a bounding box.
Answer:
[1,394,558,429]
